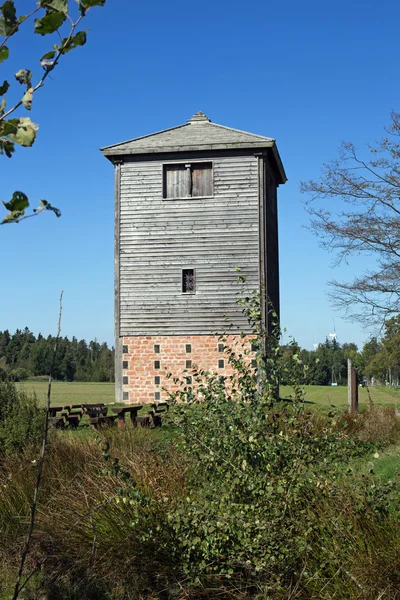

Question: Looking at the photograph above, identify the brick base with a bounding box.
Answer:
[120,334,255,404]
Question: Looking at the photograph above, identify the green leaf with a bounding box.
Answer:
[0,1,17,37]
[6,117,38,147]
[78,0,105,14]
[0,96,6,116]
[38,199,61,217]
[0,80,9,95]
[0,117,17,136]
[39,0,68,14]
[15,68,31,87]
[2,190,29,212]
[1,191,29,223]
[81,0,106,6]
[22,88,33,110]
[34,11,66,35]
[60,30,86,53]
[0,138,14,157]
[1,209,24,223]
[40,49,56,61]
[0,45,8,62]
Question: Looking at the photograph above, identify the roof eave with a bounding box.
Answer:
[270,144,287,184]
[101,140,287,184]
[101,140,275,157]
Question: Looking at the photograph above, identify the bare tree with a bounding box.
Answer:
[301,111,400,327]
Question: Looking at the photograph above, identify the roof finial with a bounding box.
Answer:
[187,111,211,123]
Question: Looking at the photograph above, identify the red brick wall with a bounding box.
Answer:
[121,335,255,404]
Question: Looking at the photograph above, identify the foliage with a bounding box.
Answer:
[0,0,107,224]
[0,379,44,455]
[0,327,114,382]
[281,336,355,386]
[1,426,400,599]
[302,111,400,327]
[159,325,390,593]
[145,293,400,596]
[360,317,400,383]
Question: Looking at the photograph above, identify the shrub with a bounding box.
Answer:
[0,380,44,456]
[8,367,30,381]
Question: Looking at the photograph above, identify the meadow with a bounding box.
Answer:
[17,380,115,406]
[18,379,400,410]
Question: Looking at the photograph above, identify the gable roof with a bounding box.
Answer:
[101,112,286,183]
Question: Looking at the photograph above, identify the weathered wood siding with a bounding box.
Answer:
[119,155,259,335]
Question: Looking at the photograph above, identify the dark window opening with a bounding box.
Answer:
[122,345,128,354]
[154,360,160,370]
[251,342,258,352]
[185,344,192,353]
[154,376,160,385]
[123,376,128,385]
[182,269,195,294]
[218,343,224,353]
[123,360,128,369]
[186,359,192,369]
[154,344,160,353]
[251,359,257,368]
[218,359,224,369]
[155,391,161,401]
[185,376,192,385]
[163,162,212,199]
[123,392,129,401]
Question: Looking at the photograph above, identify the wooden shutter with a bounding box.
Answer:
[192,163,212,197]
[164,165,190,198]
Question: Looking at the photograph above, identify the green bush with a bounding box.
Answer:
[0,380,44,456]
[8,367,30,381]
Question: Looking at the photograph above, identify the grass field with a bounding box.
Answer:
[17,380,115,406]
[17,380,400,410]
[280,384,400,409]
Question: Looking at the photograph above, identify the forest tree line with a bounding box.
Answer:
[0,328,114,382]
[281,315,400,386]
[2,315,400,385]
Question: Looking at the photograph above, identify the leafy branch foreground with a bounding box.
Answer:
[0,0,106,224]
[1,302,400,598]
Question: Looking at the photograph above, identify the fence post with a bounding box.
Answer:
[348,358,359,413]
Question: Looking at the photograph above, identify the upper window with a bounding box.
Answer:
[163,162,212,199]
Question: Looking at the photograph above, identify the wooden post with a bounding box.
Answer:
[348,358,359,413]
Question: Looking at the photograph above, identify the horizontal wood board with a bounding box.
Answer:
[119,155,259,335]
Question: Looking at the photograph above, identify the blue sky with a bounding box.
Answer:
[1,0,399,350]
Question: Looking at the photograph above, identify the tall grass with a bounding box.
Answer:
[0,381,44,456]
[0,410,399,599]
[0,429,187,599]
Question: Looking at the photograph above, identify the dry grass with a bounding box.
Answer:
[340,406,400,443]
[0,429,187,599]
